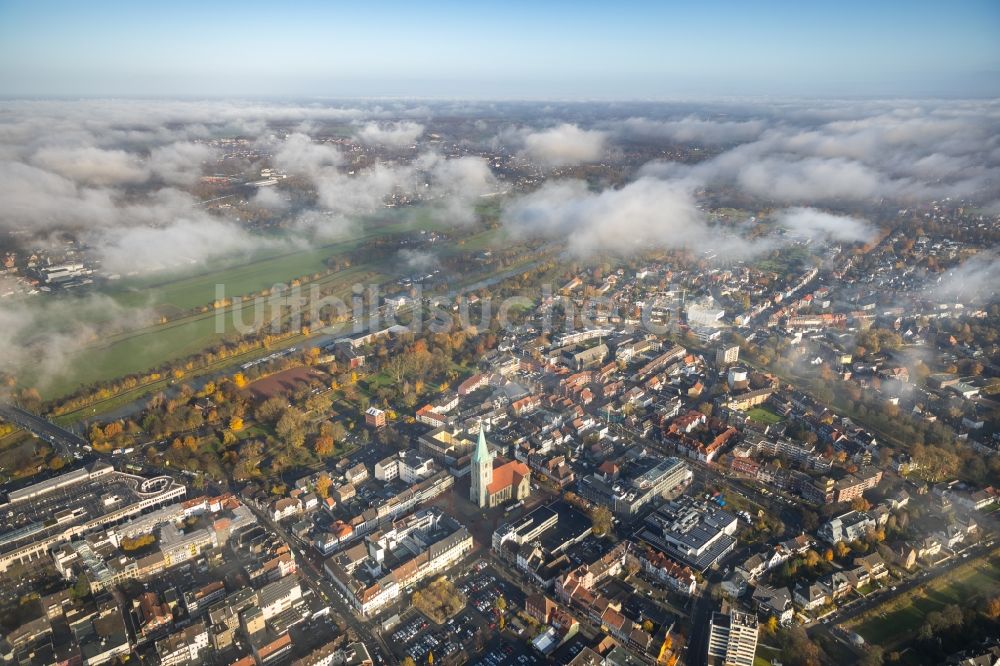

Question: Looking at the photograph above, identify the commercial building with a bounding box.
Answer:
[374,450,436,484]
[324,508,473,616]
[578,457,691,519]
[493,502,592,583]
[0,464,186,573]
[155,620,208,666]
[637,497,738,571]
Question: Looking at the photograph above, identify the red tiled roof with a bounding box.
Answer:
[487,460,530,495]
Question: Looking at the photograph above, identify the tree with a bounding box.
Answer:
[835,542,851,559]
[591,506,613,537]
[824,549,834,562]
[256,397,286,423]
[402,658,416,666]
[276,409,306,448]
[233,372,248,389]
[642,619,654,633]
[70,575,91,600]
[859,646,884,666]
[314,435,335,457]
[229,416,244,432]
[121,534,156,551]
[766,616,779,634]
[985,595,1000,619]
[315,474,333,499]
[779,626,821,666]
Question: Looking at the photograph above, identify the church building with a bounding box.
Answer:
[470,426,531,509]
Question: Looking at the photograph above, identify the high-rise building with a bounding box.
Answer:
[716,345,740,367]
[707,606,758,666]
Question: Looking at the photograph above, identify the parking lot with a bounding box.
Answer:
[384,560,531,664]
[389,612,480,662]
[472,639,543,666]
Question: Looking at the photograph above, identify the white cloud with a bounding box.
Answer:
[30,145,148,185]
[773,207,875,243]
[926,251,1000,304]
[616,116,767,144]
[93,216,273,275]
[355,121,424,147]
[251,187,291,210]
[638,100,1000,204]
[398,248,438,272]
[502,123,607,168]
[502,177,755,257]
[272,132,345,175]
[148,141,217,186]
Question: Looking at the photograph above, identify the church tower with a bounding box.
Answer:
[470,424,493,507]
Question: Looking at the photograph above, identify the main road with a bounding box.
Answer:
[0,402,88,456]
[240,496,393,663]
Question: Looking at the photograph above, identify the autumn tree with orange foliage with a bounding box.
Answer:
[315,474,333,499]
[314,435,335,457]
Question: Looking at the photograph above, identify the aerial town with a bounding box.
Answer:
[2,4,1000,666]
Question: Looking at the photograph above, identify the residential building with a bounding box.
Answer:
[365,407,386,429]
[818,510,876,544]
[707,606,758,666]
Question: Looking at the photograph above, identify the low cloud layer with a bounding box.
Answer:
[355,121,424,147]
[94,217,273,275]
[0,293,158,388]
[502,181,877,259]
[503,177,746,257]
[398,248,438,272]
[497,123,607,168]
[926,251,1000,304]
[272,132,345,174]
[615,116,768,145]
[638,100,1000,204]
[773,207,876,244]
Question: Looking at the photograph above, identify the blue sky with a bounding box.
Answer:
[1,0,998,98]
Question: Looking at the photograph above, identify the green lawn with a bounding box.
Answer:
[754,644,782,666]
[16,207,534,407]
[31,266,380,399]
[104,214,423,312]
[850,555,1000,647]
[746,406,783,424]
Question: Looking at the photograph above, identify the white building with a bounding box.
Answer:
[707,607,758,666]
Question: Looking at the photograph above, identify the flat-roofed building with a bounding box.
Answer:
[707,606,758,666]
[0,465,185,573]
[637,497,738,571]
